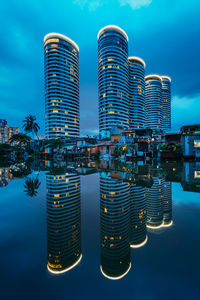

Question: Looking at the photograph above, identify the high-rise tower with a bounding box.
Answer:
[46,172,82,274]
[100,172,131,279]
[98,25,129,138]
[44,33,80,139]
[161,76,171,132]
[145,75,162,132]
[128,57,146,129]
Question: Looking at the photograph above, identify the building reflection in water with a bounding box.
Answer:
[130,184,147,247]
[146,177,173,229]
[0,167,11,187]
[162,181,173,227]
[46,172,82,274]
[100,172,131,280]
[146,177,164,229]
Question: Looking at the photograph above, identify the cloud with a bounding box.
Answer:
[73,0,102,11]
[119,0,152,9]
[172,94,200,109]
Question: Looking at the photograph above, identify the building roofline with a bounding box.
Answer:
[145,74,162,81]
[97,25,128,42]
[161,76,171,82]
[128,56,146,68]
[44,32,79,52]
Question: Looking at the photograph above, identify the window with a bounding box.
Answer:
[194,140,200,148]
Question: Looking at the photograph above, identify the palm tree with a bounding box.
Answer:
[23,115,40,141]
[24,177,41,197]
[9,133,31,147]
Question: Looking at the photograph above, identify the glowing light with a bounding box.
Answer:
[47,254,82,275]
[161,75,171,82]
[100,263,131,280]
[163,221,173,227]
[97,25,128,42]
[44,33,79,52]
[130,236,148,248]
[147,222,164,229]
[145,74,162,81]
[128,56,146,68]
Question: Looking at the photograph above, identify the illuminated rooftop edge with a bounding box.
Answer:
[145,74,162,81]
[162,220,173,227]
[161,75,172,82]
[97,25,128,42]
[100,263,131,280]
[47,254,82,274]
[147,221,164,230]
[44,32,79,52]
[128,56,146,68]
[130,236,148,248]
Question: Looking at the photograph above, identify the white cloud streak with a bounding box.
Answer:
[73,0,152,11]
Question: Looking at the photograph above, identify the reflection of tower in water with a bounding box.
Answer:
[162,181,173,227]
[46,173,82,274]
[146,177,164,229]
[100,173,131,280]
[130,184,147,247]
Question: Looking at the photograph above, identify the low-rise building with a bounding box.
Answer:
[0,119,20,144]
[180,124,200,159]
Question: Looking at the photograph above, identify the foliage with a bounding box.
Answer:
[23,114,40,140]
[114,146,128,157]
[24,177,41,197]
[44,138,65,150]
[9,133,31,147]
[158,143,168,150]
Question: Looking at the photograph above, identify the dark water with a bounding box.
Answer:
[0,160,200,299]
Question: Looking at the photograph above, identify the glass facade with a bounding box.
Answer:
[161,76,171,132]
[128,57,146,129]
[98,26,129,138]
[46,172,82,274]
[130,185,147,247]
[100,173,131,279]
[145,75,162,131]
[44,33,80,139]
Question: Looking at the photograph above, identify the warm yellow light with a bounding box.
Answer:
[100,263,131,280]
[130,236,148,248]
[47,254,82,275]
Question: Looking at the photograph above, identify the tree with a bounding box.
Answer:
[9,133,31,147]
[23,115,40,141]
[24,177,41,197]
[44,138,65,151]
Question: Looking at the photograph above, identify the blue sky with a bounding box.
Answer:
[0,0,200,135]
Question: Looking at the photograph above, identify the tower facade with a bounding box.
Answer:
[44,33,80,139]
[98,25,129,138]
[128,57,146,129]
[161,76,171,132]
[100,173,131,279]
[145,75,162,132]
[130,185,147,248]
[46,172,82,274]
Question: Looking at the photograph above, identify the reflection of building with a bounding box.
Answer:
[161,76,171,132]
[98,25,129,139]
[100,172,131,279]
[128,57,146,129]
[0,168,12,187]
[46,172,82,274]
[145,75,162,131]
[182,162,200,193]
[44,33,80,139]
[146,177,164,229]
[130,185,147,247]
[0,119,20,144]
[180,125,200,159]
[162,181,173,226]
